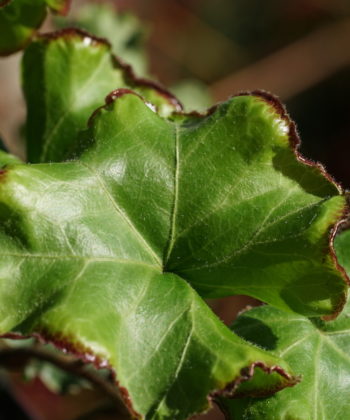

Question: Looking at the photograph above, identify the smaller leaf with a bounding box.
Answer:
[220,294,350,420]
[0,0,46,56]
[22,28,181,163]
[0,0,70,56]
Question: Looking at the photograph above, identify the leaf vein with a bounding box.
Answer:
[77,161,162,267]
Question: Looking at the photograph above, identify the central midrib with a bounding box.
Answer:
[163,123,181,270]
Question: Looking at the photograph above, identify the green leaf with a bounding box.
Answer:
[163,93,345,318]
[221,294,350,420]
[22,28,181,163]
[0,92,298,419]
[334,221,350,277]
[22,46,348,316]
[0,89,347,417]
[0,0,70,56]
[0,0,46,56]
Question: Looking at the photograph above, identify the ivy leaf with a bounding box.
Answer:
[0,0,70,56]
[0,91,305,419]
[221,288,350,419]
[22,36,348,316]
[22,29,181,163]
[73,91,347,318]
[0,88,348,417]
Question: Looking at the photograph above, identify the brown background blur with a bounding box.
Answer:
[1,1,350,419]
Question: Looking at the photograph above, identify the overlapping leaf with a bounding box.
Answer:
[22,29,181,163]
[0,0,70,55]
[222,288,350,418]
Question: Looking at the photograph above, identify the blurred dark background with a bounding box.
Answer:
[1,0,350,419]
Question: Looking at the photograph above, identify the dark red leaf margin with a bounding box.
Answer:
[37,27,183,113]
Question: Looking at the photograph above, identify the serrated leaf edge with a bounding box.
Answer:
[211,361,300,400]
[1,330,298,420]
[36,27,183,113]
[88,87,350,319]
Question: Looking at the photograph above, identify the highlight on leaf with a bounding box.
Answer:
[0,89,308,420]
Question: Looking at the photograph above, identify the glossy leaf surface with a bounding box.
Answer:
[0,0,69,55]
[22,29,181,163]
[75,91,346,317]
[0,91,306,419]
[0,89,348,417]
[222,291,350,420]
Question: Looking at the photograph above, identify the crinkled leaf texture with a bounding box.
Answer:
[0,0,70,55]
[222,278,350,419]
[23,45,346,316]
[0,79,348,417]
[22,29,181,163]
[0,91,303,420]
[21,31,348,316]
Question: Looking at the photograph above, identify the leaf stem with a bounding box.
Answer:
[163,124,180,268]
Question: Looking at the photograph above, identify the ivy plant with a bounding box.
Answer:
[0,2,350,420]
